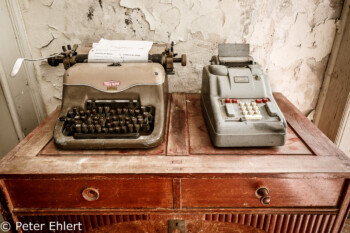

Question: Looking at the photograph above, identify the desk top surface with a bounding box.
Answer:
[0,93,349,177]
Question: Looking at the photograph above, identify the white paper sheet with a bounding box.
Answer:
[88,39,153,63]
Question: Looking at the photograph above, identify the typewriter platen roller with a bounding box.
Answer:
[49,42,186,149]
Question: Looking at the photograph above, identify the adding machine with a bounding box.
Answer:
[201,44,287,147]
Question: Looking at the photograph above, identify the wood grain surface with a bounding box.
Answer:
[181,178,344,208]
[0,93,349,175]
[88,220,265,233]
[5,179,173,209]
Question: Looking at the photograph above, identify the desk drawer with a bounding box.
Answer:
[5,179,173,209]
[182,178,344,208]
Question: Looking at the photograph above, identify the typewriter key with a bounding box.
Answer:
[104,106,110,114]
[88,124,95,133]
[128,124,133,133]
[117,108,122,114]
[112,115,118,121]
[86,110,91,116]
[123,108,128,114]
[138,118,144,125]
[67,111,74,118]
[135,124,140,133]
[129,108,135,115]
[98,106,103,114]
[102,127,108,133]
[115,126,121,133]
[132,117,137,124]
[105,116,111,122]
[87,117,93,125]
[121,126,127,133]
[119,115,126,121]
[135,109,140,115]
[82,124,88,134]
[112,121,119,127]
[75,124,82,133]
[79,110,85,115]
[141,106,146,113]
[74,119,81,124]
[106,122,112,128]
[80,115,87,121]
[99,118,106,127]
[95,125,102,133]
[109,127,114,133]
[125,116,130,122]
[73,107,78,114]
[120,120,125,126]
[110,109,116,115]
[92,108,97,115]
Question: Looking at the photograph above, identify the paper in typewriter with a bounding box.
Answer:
[88,39,153,63]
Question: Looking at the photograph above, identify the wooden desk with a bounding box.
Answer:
[0,93,349,233]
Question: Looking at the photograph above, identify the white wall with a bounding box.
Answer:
[19,0,343,115]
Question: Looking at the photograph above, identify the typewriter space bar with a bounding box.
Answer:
[73,133,140,139]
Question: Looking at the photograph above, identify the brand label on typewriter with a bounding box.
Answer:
[103,81,120,90]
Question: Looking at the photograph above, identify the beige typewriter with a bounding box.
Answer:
[44,41,186,149]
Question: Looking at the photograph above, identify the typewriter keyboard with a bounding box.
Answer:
[60,100,155,139]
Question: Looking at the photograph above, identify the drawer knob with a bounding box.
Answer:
[82,187,99,201]
[256,187,271,205]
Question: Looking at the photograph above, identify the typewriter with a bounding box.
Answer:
[45,41,186,149]
[201,44,287,147]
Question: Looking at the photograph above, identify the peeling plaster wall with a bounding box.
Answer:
[19,0,343,115]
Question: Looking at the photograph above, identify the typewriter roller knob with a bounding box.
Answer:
[173,54,187,66]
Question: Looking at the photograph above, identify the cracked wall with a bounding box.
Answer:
[19,0,343,115]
